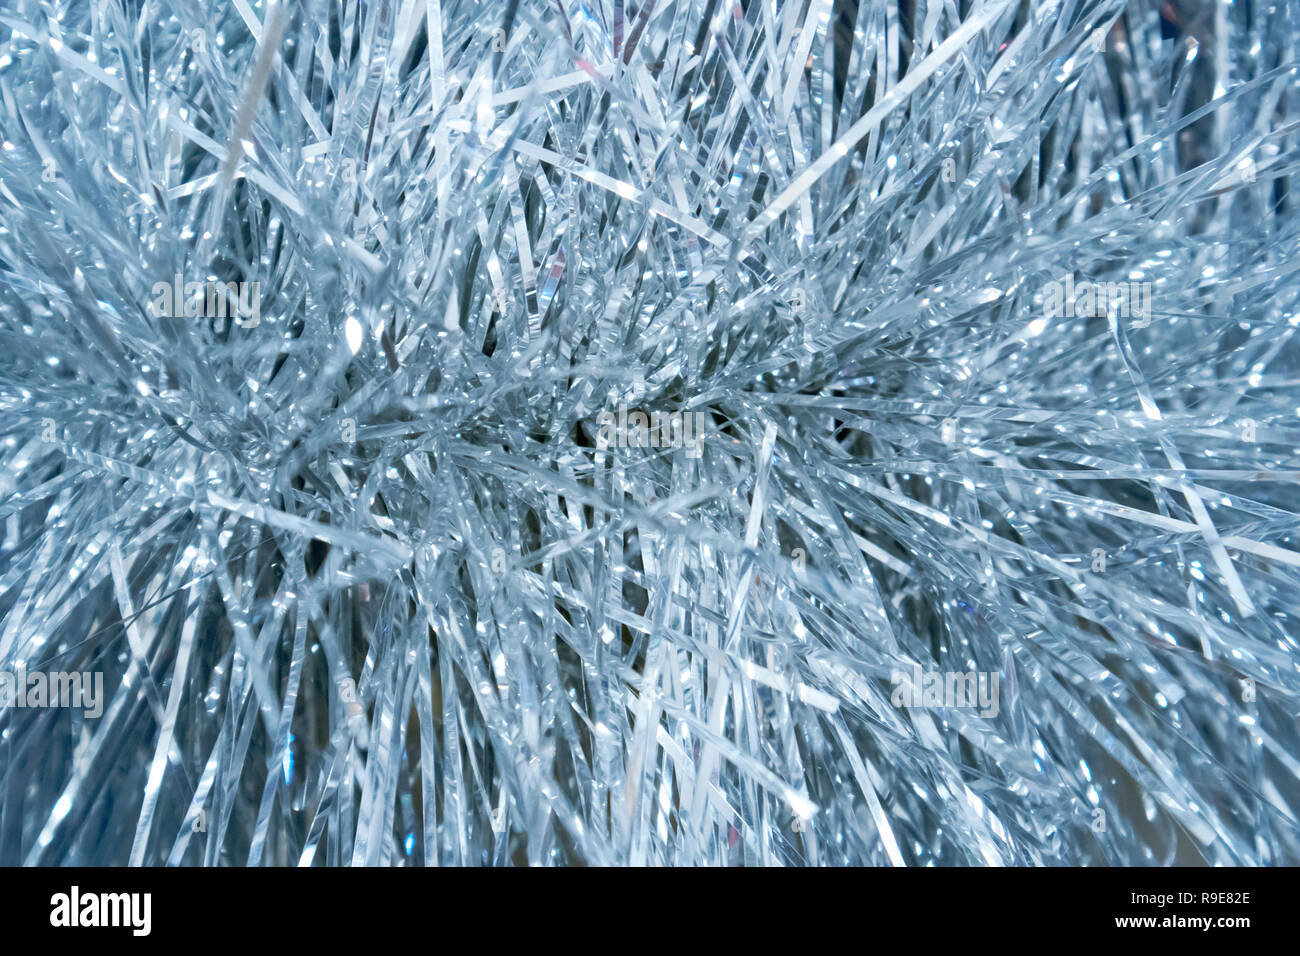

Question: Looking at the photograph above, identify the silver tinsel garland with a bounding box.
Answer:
[0,0,1297,865]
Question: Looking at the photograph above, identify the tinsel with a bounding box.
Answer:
[0,0,1297,866]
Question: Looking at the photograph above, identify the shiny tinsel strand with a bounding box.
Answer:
[1,0,1298,865]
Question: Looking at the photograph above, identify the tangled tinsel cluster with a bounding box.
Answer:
[0,0,1298,865]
